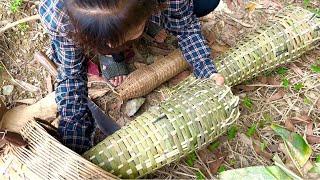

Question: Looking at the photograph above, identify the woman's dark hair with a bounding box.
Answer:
[65,0,160,54]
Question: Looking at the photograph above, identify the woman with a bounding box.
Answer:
[39,0,224,153]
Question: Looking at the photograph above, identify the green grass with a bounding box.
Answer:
[218,165,227,173]
[281,78,290,89]
[227,126,238,140]
[316,155,320,163]
[17,23,29,32]
[293,83,304,91]
[311,64,320,73]
[186,152,197,167]
[196,171,206,180]
[246,123,257,137]
[276,67,288,76]
[208,141,220,152]
[243,97,253,110]
[10,0,23,13]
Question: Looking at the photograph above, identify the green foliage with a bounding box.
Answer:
[196,171,206,180]
[263,113,273,123]
[243,97,253,110]
[208,141,220,152]
[17,23,28,32]
[303,0,310,6]
[316,155,320,163]
[311,64,320,73]
[281,78,290,89]
[246,123,257,137]
[276,67,288,76]
[303,96,312,105]
[227,126,238,140]
[10,0,23,13]
[186,152,197,167]
[293,83,304,91]
[260,141,267,152]
[218,165,227,173]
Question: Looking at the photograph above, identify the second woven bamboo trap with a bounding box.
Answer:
[0,5,319,180]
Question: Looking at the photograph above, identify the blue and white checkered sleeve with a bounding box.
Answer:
[51,34,94,154]
[163,0,217,78]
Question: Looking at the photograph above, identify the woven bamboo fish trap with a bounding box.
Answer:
[118,6,320,100]
[84,79,240,178]
[0,120,116,180]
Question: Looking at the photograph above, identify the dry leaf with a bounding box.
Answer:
[267,76,281,85]
[253,141,272,160]
[306,123,313,136]
[291,115,312,124]
[306,135,320,144]
[285,119,295,132]
[289,64,304,76]
[211,44,230,53]
[226,0,234,10]
[267,90,285,102]
[316,99,320,110]
[209,157,225,174]
[245,2,257,14]
[257,76,268,84]
[88,89,109,100]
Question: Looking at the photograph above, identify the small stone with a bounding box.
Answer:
[2,85,14,96]
[125,98,146,117]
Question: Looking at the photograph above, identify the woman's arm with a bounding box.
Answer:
[162,0,218,78]
[39,0,94,153]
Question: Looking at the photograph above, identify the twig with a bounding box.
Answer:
[0,14,40,34]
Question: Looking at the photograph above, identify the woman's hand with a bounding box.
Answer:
[210,73,225,86]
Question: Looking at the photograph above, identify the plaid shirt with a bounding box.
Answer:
[39,0,217,154]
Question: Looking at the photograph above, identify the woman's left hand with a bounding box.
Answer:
[210,73,225,86]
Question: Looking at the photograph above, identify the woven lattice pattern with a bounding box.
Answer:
[0,121,116,180]
[84,79,240,178]
[117,50,189,100]
[217,6,320,86]
[117,6,320,100]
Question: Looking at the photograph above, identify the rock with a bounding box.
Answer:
[2,85,14,96]
[125,98,146,117]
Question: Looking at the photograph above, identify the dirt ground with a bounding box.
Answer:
[0,0,319,179]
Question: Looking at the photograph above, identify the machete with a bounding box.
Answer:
[34,51,120,135]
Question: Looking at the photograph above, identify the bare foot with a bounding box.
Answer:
[109,75,127,87]
[154,29,168,43]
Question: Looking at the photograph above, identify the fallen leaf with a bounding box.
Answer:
[306,123,313,136]
[285,119,295,132]
[289,64,304,76]
[291,115,312,124]
[219,166,290,179]
[257,76,268,84]
[267,90,285,102]
[271,124,312,173]
[253,141,272,160]
[245,2,257,14]
[88,89,109,100]
[226,0,234,10]
[239,133,252,146]
[211,44,230,53]
[209,157,225,174]
[307,135,320,145]
[316,99,320,110]
[267,76,281,85]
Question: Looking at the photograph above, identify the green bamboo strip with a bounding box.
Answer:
[84,79,240,178]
